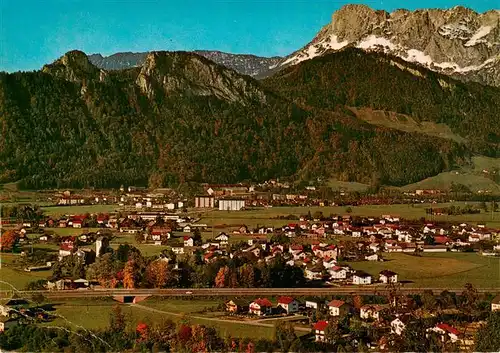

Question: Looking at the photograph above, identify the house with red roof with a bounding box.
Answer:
[327,300,350,317]
[360,304,389,321]
[328,266,348,280]
[183,236,194,247]
[313,320,329,342]
[277,296,299,314]
[249,298,273,316]
[428,323,461,343]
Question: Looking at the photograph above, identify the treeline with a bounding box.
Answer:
[264,48,500,157]
[46,244,305,289]
[0,50,468,189]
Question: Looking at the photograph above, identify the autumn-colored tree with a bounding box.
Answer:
[151,319,177,348]
[85,253,119,288]
[353,295,363,310]
[191,324,209,353]
[214,266,229,288]
[136,322,149,342]
[123,259,136,289]
[246,341,255,353]
[145,260,170,288]
[109,304,126,332]
[178,324,192,343]
[0,230,19,252]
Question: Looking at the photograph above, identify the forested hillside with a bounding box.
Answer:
[0,50,469,189]
[265,48,500,157]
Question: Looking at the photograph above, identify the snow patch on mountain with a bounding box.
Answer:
[438,24,473,39]
[326,35,350,50]
[281,34,349,66]
[356,35,396,50]
[465,26,493,46]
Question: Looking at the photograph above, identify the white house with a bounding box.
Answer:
[277,296,299,314]
[365,253,379,261]
[313,321,329,342]
[171,246,184,254]
[391,316,410,335]
[183,225,191,233]
[379,270,398,283]
[428,323,461,343]
[305,266,323,280]
[360,304,388,321]
[353,271,372,285]
[329,266,347,280]
[306,301,319,310]
[328,300,349,317]
[183,236,194,247]
[249,298,273,316]
[215,233,229,245]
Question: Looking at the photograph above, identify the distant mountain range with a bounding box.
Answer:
[88,5,500,86]
[88,51,282,78]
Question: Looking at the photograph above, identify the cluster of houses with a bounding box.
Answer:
[19,210,500,292]
[222,294,500,346]
[0,299,50,332]
[313,294,500,346]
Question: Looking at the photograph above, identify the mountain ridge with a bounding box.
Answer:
[0,49,468,189]
[277,4,500,86]
[88,50,282,78]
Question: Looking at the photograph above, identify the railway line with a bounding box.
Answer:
[1,286,499,299]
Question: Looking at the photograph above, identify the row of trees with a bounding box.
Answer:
[66,245,306,290]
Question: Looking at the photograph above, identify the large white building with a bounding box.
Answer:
[218,199,245,211]
[195,196,215,208]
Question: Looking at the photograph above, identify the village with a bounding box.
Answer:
[1,184,500,351]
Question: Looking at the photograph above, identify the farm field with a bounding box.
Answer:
[0,254,52,291]
[41,298,282,339]
[41,205,118,217]
[347,252,500,289]
[199,203,500,229]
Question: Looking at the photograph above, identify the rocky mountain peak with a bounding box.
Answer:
[278,5,500,86]
[135,51,266,104]
[42,50,107,84]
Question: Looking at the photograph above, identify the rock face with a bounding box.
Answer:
[89,50,281,78]
[43,50,106,83]
[278,5,500,86]
[135,51,267,104]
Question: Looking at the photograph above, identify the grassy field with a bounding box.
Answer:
[41,205,118,217]
[199,203,500,229]
[0,254,52,291]
[402,156,500,194]
[350,107,467,143]
[348,252,500,289]
[326,179,370,192]
[42,298,279,339]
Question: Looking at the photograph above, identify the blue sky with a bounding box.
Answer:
[1,0,498,72]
